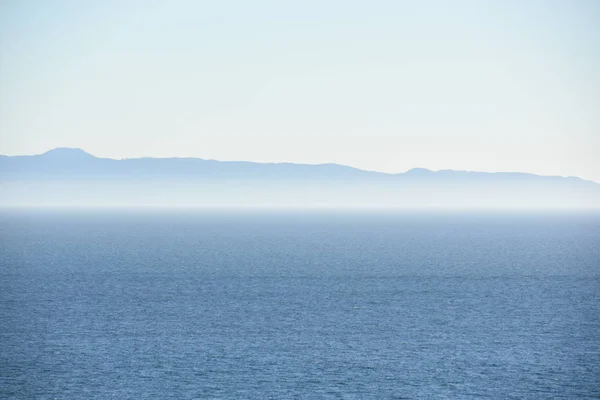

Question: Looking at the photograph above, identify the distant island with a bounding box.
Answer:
[1,148,599,208]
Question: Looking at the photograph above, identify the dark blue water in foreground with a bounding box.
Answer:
[1,209,599,399]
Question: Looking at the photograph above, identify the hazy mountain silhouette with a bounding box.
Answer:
[1,148,599,208]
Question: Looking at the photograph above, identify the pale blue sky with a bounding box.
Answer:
[1,0,599,180]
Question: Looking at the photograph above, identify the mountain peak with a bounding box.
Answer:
[405,167,433,175]
[42,148,94,158]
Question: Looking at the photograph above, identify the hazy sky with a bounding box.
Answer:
[1,0,599,180]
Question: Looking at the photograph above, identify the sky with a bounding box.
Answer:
[1,0,599,181]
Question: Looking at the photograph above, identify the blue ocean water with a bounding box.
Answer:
[1,209,599,399]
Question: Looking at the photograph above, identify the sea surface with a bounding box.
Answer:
[1,209,599,399]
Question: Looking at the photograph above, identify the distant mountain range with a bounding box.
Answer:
[1,148,599,208]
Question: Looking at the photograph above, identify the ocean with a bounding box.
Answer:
[1,209,599,399]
